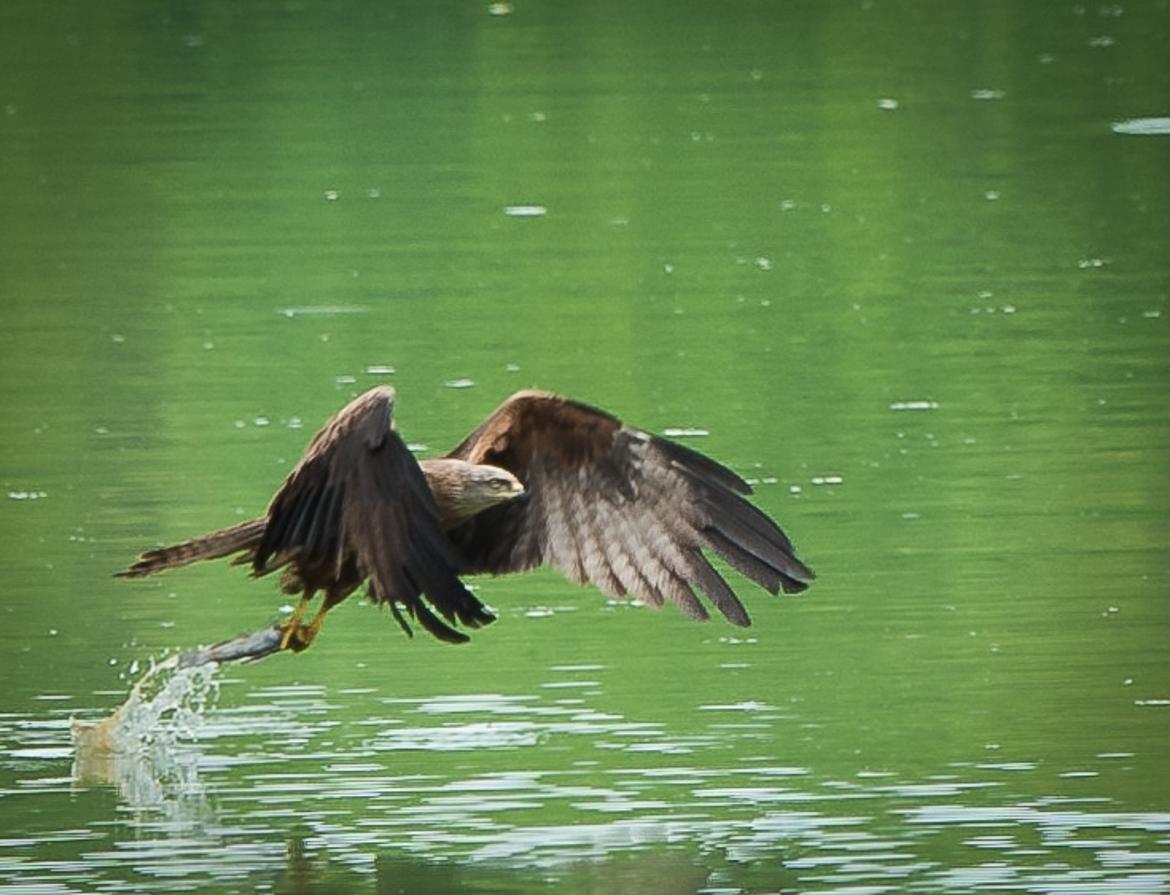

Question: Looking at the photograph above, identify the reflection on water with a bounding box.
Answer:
[0,666,1159,891]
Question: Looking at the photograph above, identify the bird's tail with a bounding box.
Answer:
[116,517,267,578]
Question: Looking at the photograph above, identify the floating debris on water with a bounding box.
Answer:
[278,306,368,318]
[336,375,357,385]
[505,362,521,372]
[504,205,547,217]
[662,427,709,437]
[444,378,476,389]
[1112,117,1170,136]
[877,97,899,110]
[406,442,428,453]
[488,2,513,14]
[971,88,1006,100]
[811,475,843,485]
[364,364,395,375]
[890,400,939,411]
[324,189,340,201]
[1078,257,1109,269]
[8,490,48,500]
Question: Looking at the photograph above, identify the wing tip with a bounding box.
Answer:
[782,560,816,592]
[779,576,812,595]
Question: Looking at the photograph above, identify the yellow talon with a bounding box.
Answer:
[278,601,332,653]
[287,604,331,653]
[279,595,312,650]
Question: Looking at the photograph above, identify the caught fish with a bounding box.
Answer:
[177,626,285,668]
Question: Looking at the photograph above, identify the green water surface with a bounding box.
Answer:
[1,1,1168,892]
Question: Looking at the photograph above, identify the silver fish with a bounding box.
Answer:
[178,626,285,667]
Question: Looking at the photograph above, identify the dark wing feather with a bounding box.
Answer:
[445,391,814,627]
[256,386,494,643]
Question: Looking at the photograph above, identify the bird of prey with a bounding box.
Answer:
[119,387,813,655]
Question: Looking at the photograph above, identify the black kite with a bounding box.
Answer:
[119,387,813,654]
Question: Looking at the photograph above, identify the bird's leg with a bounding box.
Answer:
[286,602,332,653]
[279,593,314,650]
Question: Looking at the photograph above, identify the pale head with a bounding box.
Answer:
[419,458,526,528]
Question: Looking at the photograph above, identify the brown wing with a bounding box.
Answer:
[444,390,814,626]
[255,386,494,643]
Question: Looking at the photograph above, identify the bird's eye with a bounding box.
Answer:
[490,479,507,490]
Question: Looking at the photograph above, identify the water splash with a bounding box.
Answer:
[73,656,220,753]
[70,657,221,810]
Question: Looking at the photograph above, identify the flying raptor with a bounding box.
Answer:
[119,387,814,656]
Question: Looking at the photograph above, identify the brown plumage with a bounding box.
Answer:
[119,386,814,651]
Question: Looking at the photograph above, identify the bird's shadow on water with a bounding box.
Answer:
[249,832,797,895]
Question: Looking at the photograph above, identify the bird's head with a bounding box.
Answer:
[419,458,526,525]
[466,463,526,507]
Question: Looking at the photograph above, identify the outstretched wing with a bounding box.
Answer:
[444,391,813,626]
[256,386,494,643]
